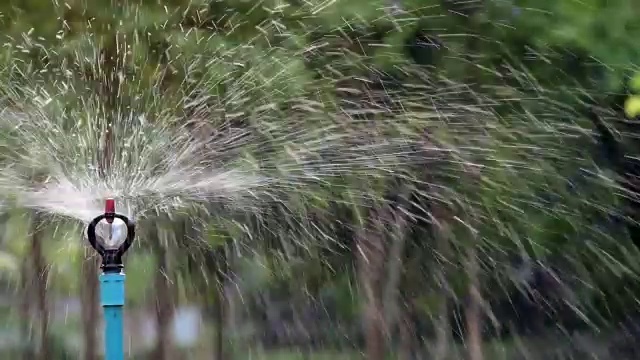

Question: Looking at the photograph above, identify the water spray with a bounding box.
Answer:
[86,198,135,360]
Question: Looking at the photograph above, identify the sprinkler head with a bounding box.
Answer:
[86,198,135,273]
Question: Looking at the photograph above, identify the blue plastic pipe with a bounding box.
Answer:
[100,272,125,360]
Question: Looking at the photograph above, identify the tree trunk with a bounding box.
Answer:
[80,251,100,360]
[433,296,450,360]
[223,247,238,349]
[213,246,228,360]
[20,255,34,360]
[382,208,409,332]
[356,212,387,360]
[153,228,174,360]
[464,245,483,360]
[30,211,51,360]
[433,210,452,360]
[362,296,385,360]
[397,304,415,360]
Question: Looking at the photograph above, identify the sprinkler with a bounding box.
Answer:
[86,198,135,360]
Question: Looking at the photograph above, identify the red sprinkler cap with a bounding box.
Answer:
[104,198,115,224]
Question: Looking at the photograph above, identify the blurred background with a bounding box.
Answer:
[1,0,640,359]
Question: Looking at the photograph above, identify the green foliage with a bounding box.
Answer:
[512,0,640,91]
[625,95,640,118]
[0,251,18,273]
[125,252,155,304]
[627,71,640,117]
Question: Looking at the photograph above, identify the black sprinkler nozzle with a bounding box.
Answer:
[86,199,135,273]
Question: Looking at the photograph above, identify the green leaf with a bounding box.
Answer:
[631,72,640,93]
[624,95,640,118]
[0,251,18,272]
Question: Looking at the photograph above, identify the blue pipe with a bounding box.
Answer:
[100,272,126,360]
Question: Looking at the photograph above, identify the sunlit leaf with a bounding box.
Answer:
[625,95,640,118]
